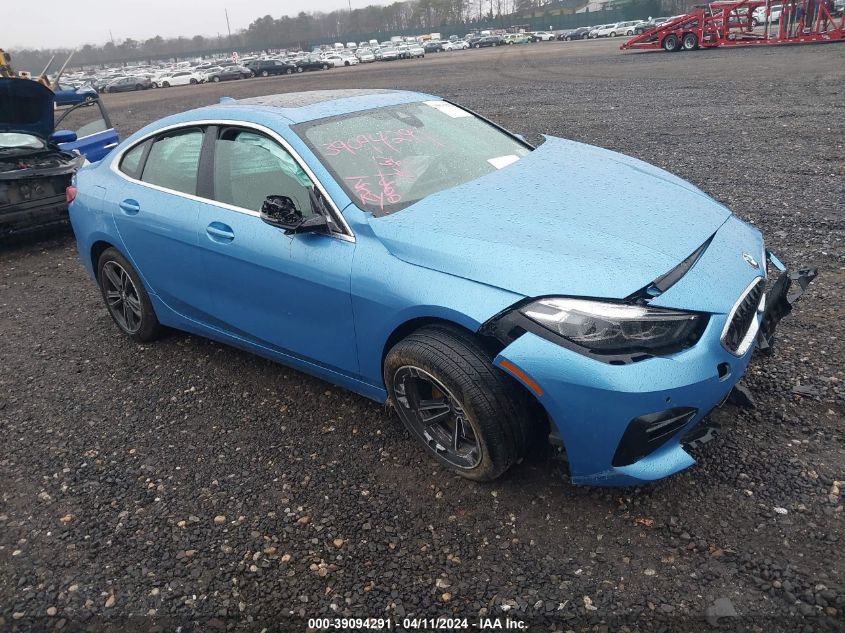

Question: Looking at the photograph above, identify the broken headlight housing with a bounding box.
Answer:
[520,298,706,357]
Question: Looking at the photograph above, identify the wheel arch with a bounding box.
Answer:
[90,239,118,280]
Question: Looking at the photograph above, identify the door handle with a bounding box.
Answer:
[206,222,235,243]
[119,199,140,215]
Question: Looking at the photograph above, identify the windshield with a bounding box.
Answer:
[0,132,45,150]
[297,101,530,216]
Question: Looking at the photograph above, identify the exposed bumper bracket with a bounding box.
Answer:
[756,254,817,355]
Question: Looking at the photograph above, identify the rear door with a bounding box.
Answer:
[109,127,208,320]
[55,100,119,162]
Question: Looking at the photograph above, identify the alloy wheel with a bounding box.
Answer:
[101,261,143,334]
[392,366,481,469]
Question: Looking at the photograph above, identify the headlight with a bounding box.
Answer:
[520,298,705,355]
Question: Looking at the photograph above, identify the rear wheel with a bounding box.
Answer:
[212,76,221,82]
[663,33,681,51]
[97,248,161,342]
[261,69,269,77]
[682,32,699,50]
[297,66,304,72]
[286,67,293,74]
[84,95,95,103]
[134,84,143,90]
[162,81,170,88]
[322,63,330,70]
[384,325,530,481]
[189,78,197,84]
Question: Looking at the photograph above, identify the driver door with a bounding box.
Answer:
[195,126,359,375]
[54,100,119,162]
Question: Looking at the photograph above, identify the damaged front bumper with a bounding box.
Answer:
[757,252,817,353]
[491,250,815,487]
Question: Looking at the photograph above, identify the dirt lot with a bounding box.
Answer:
[1,38,844,631]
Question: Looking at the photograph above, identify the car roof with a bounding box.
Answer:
[123,89,438,143]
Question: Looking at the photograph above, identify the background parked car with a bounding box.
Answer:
[204,65,253,82]
[158,70,202,87]
[531,30,556,41]
[422,40,444,53]
[752,4,783,24]
[442,39,469,50]
[588,24,611,38]
[296,55,331,71]
[634,17,669,33]
[472,35,503,48]
[559,27,592,40]
[324,53,359,67]
[375,46,400,60]
[53,82,99,106]
[104,76,152,93]
[355,48,376,62]
[246,59,297,77]
[504,33,532,44]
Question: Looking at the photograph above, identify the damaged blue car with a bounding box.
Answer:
[67,89,815,485]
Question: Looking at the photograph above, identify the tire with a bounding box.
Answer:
[97,248,161,343]
[384,325,530,481]
[297,66,304,72]
[84,95,95,103]
[565,35,572,41]
[286,68,293,74]
[610,31,617,37]
[212,76,220,82]
[627,30,634,35]
[752,17,760,26]
[162,82,170,88]
[261,70,269,77]
[474,43,481,48]
[322,64,329,70]
[682,32,699,50]
[189,78,197,84]
[134,84,143,91]
[663,33,681,51]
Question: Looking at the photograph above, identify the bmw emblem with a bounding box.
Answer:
[742,253,759,269]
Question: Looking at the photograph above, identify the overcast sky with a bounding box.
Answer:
[8,0,390,49]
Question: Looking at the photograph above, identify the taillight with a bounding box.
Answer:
[66,186,77,204]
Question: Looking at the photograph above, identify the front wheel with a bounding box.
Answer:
[286,68,293,74]
[322,64,329,70]
[97,248,161,342]
[84,95,95,103]
[261,70,269,77]
[297,66,304,72]
[682,32,699,50]
[663,33,681,51]
[212,76,220,82]
[189,78,197,84]
[162,82,170,88]
[384,325,530,481]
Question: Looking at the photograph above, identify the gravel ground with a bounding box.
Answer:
[1,38,843,632]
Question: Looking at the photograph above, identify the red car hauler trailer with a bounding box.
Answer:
[621,0,844,51]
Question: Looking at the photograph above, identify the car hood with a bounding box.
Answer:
[368,136,732,301]
[0,78,55,139]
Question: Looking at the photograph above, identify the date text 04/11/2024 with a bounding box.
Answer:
[306,617,528,630]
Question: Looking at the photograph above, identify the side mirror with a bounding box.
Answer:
[260,195,329,236]
[51,130,78,144]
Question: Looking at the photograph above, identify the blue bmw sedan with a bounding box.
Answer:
[68,89,814,485]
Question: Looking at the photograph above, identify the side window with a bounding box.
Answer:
[119,140,148,179]
[212,129,315,215]
[55,101,110,138]
[141,129,203,195]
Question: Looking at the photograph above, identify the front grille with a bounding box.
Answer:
[722,278,765,355]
